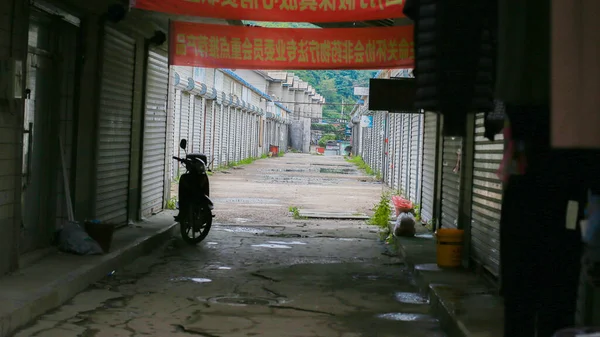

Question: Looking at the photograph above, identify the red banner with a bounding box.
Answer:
[133,0,405,23]
[169,22,414,70]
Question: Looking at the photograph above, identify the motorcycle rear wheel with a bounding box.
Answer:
[180,206,212,245]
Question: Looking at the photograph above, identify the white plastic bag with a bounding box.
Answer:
[394,212,416,237]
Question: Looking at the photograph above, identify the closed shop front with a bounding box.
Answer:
[440,135,463,229]
[470,113,504,277]
[179,92,191,159]
[409,114,423,204]
[213,102,222,168]
[191,96,203,153]
[204,100,214,160]
[420,112,439,224]
[400,114,410,195]
[393,114,402,192]
[140,47,169,217]
[228,107,235,164]
[95,26,136,224]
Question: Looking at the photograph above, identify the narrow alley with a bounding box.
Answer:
[15,154,445,337]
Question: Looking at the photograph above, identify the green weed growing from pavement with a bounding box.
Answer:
[369,192,392,230]
[346,156,376,176]
[167,196,178,210]
[288,206,306,219]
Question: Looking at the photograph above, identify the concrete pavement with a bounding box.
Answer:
[15,154,447,337]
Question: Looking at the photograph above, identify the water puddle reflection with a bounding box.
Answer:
[376,313,437,322]
[252,244,292,249]
[171,277,212,283]
[394,292,429,304]
[267,241,306,245]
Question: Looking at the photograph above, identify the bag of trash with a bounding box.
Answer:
[391,195,413,215]
[57,221,104,255]
[394,212,416,237]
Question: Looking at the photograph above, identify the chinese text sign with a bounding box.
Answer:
[169,22,414,70]
[133,0,404,23]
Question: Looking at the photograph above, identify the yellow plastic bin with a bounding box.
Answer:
[435,228,465,268]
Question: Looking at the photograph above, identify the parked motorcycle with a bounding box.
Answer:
[172,139,214,244]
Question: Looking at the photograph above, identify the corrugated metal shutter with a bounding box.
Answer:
[440,136,463,229]
[241,111,248,159]
[470,113,504,277]
[192,96,203,153]
[179,93,191,160]
[140,48,168,217]
[421,112,438,224]
[228,108,235,164]
[409,114,422,203]
[400,114,410,195]
[385,113,393,186]
[95,26,135,224]
[236,110,243,161]
[213,102,221,168]
[204,100,213,159]
[393,114,402,191]
[387,114,396,188]
[172,90,180,179]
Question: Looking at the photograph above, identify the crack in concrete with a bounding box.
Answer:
[174,324,220,336]
[270,305,336,316]
[261,286,286,298]
[250,272,280,282]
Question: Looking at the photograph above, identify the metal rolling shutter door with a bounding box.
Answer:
[388,114,396,189]
[235,110,241,161]
[141,48,169,217]
[95,27,135,224]
[242,112,248,159]
[204,100,213,159]
[376,113,383,174]
[440,136,463,229]
[409,114,422,203]
[470,113,504,277]
[393,114,402,191]
[400,114,410,195]
[228,108,235,163]
[219,105,228,166]
[172,91,181,179]
[420,112,438,223]
[385,114,393,186]
[192,96,203,153]
[179,93,191,161]
[213,102,221,168]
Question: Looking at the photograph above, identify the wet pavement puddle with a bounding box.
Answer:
[376,313,438,322]
[171,277,212,283]
[206,242,219,245]
[267,241,306,245]
[252,244,292,249]
[394,292,429,305]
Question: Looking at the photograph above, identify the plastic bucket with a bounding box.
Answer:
[316,147,325,154]
[435,228,464,268]
[269,145,279,156]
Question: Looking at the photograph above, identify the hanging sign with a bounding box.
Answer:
[170,22,414,70]
[360,115,373,128]
[132,0,405,23]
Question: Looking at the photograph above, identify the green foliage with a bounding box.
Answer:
[369,192,392,230]
[312,123,346,139]
[288,206,306,219]
[318,134,336,147]
[167,197,177,210]
[278,151,285,157]
[347,155,375,176]
[413,203,421,221]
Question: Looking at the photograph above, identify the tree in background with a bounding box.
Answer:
[318,134,337,148]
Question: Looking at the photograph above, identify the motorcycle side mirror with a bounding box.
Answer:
[179,139,187,150]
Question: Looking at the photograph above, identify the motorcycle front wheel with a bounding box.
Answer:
[180,206,212,245]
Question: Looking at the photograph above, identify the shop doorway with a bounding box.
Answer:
[21,7,79,254]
